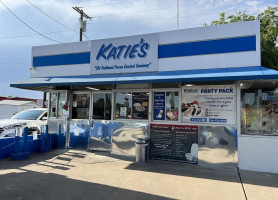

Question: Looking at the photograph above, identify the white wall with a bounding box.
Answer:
[238,135,278,173]
[0,105,18,119]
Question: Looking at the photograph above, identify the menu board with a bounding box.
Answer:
[132,93,149,119]
[153,92,165,120]
[150,124,198,164]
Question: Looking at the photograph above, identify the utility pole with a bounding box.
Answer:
[72,7,92,41]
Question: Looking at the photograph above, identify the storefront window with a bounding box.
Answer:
[72,94,90,119]
[93,93,112,120]
[241,87,278,135]
[153,91,179,121]
[166,92,179,121]
[57,92,67,118]
[115,93,131,119]
[115,92,149,120]
[50,93,57,118]
[132,92,149,120]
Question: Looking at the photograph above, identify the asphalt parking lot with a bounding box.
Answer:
[0,149,277,200]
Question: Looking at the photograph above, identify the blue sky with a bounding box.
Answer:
[0,0,277,99]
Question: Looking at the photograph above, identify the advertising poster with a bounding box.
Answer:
[120,107,127,117]
[150,124,198,164]
[181,85,236,125]
[153,92,165,120]
[132,93,149,119]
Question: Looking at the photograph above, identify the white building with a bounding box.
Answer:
[11,20,278,173]
[0,100,42,119]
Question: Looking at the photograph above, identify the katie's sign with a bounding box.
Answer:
[90,34,158,74]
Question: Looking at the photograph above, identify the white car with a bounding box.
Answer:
[0,108,47,137]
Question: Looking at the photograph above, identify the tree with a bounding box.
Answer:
[205,7,278,70]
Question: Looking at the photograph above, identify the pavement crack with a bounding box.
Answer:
[237,167,248,200]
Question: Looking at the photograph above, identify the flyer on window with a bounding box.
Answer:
[153,92,165,120]
[181,85,237,125]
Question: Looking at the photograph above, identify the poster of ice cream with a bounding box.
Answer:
[181,85,237,125]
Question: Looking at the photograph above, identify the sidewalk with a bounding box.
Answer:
[0,149,277,200]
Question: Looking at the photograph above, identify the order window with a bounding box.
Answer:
[115,92,149,120]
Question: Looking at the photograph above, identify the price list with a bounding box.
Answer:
[150,124,198,163]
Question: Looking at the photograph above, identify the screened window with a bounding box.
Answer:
[241,88,278,135]
[115,92,149,120]
[166,92,179,121]
[93,93,112,120]
[50,93,57,118]
[72,94,90,119]
[115,92,131,119]
[57,92,67,118]
[49,92,67,118]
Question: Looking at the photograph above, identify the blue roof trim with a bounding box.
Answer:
[33,52,90,67]
[158,36,256,58]
[10,66,278,88]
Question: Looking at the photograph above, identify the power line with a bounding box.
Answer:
[0,29,78,40]
[87,10,233,25]
[80,0,140,8]
[24,0,91,40]
[90,3,197,18]
[25,0,76,32]
[0,0,62,44]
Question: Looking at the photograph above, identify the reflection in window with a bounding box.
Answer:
[166,92,179,121]
[241,89,278,135]
[57,92,67,118]
[93,93,112,120]
[115,93,131,119]
[72,94,90,119]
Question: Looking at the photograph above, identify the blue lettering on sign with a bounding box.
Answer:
[201,87,234,94]
[96,38,150,61]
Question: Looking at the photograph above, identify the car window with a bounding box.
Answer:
[39,112,48,120]
[12,110,46,120]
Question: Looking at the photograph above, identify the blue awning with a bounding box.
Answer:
[10,66,278,88]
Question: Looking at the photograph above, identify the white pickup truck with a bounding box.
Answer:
[0,108,47,137]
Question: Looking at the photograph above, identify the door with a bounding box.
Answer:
[89,92,113,151]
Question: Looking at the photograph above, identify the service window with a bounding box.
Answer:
[72,94,90,119]
[153,91,179,121]
[57,92,67,118]
[92,93,112,120]
[50,93,58,118]
[115,92,149,120]
[166,92,179,121]
[132,92,149,120]
[115,92,131,119]
[241,85,278,135]
[49,92,67,118]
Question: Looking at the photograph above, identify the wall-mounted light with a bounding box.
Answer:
[186,84,194,87]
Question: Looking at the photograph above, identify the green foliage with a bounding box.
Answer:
[205,7,278,70]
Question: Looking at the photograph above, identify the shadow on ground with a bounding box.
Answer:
[0,170,174,200]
